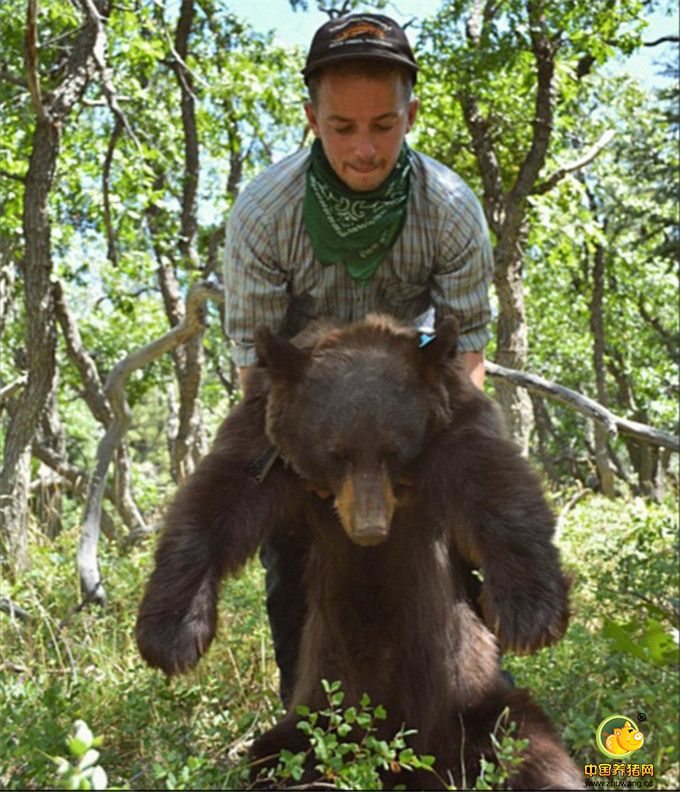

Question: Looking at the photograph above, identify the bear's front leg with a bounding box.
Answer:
[136,439,301,675]
[423,425,571,654]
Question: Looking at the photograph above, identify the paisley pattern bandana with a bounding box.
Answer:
[303,139,411,285]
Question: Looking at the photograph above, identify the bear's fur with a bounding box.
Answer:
[136,315,583,790]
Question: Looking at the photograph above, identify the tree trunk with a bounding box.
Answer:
[589,241,615,496]
[492,245,534,453]
[0,119,59,572]
[1,0,110,572]
[114,443,147,536]
[34,385,67,537]
[0,246,17,341]
[530,395,562,484]
[155,256,205,483]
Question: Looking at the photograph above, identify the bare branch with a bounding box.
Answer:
[160,20,209,92]
[320,0,353,20]
[53,280,112,426]
[506,0,557,206]
[172,0,201,270]
[32,440,131,541]
[459,2,506,234]
[0,68,27,88]
[25,0,50,123]
[0,168,26,183]
[643,35,679,47]
[0,377,28,409]
[533,129,615,194]
[486,361,679,452]
[0,597,32,623]
[78,281,224,604]
[102,118,123,266]
[32,441,92,497]
[457,94,505,235]
[79,0,141,150]
[45,0,108,121]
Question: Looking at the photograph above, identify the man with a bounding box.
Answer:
[223,12,493,705]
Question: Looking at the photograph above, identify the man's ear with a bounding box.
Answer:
[304,102,320,137]
[406,97,419,133]
[255,326,310,382]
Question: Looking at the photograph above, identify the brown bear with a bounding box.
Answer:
[136,314,583,790]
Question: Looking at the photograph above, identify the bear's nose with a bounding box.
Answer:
[335,464,395,547]
[351,524,390,546]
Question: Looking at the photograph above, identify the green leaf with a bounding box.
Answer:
[344,706,357,723]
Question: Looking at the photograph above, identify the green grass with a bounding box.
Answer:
[1,493,678,789]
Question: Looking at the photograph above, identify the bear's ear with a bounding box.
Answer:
[418,315,458,369]
[255,326,309,381]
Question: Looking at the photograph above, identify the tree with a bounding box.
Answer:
[415,0,648,451]
[0,0,113,572]
[518,68,678,494]
[1,0,305,576]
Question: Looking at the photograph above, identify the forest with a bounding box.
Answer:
[0,0,678,789]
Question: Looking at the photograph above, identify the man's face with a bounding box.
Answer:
[304,71,418,192]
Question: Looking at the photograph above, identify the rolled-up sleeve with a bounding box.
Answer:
[431,185,493,353]
[223,194,290,367]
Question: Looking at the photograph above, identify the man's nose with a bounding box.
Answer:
[353,136,377,161]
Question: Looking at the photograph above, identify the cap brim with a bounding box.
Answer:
[302,52,419,81]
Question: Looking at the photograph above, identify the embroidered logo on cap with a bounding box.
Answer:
[334,22,386,42]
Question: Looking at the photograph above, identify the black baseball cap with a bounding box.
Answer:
[302,13,419,84]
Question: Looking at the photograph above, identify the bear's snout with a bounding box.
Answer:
[334,463,396,546]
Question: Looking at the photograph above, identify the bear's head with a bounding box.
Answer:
[255,315,461,547]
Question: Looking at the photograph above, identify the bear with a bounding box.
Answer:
[135,314,583,790]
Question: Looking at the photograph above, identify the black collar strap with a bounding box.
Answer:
[249,444,331,499]
[249,445,281,483]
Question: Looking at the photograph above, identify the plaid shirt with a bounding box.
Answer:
[224,147,493,367]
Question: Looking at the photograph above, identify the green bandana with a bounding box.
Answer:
[303,139,411,285]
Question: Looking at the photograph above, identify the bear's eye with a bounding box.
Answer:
[383,446,404,467]
[328,449,346,465]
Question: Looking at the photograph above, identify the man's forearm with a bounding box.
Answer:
[239,366,254,390]
[461,350,485,390]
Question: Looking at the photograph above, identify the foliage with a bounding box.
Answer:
[50,720,109,791]
[504,493,679,787]
[259,679,436,789]
[414,0,646,196]
[0,1,677,788]
[472,719,528,791]
[1,0,677,561]
[1,494,678,789]
[521,69,679,489]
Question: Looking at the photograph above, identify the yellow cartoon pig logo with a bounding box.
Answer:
[596,715,645,758]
